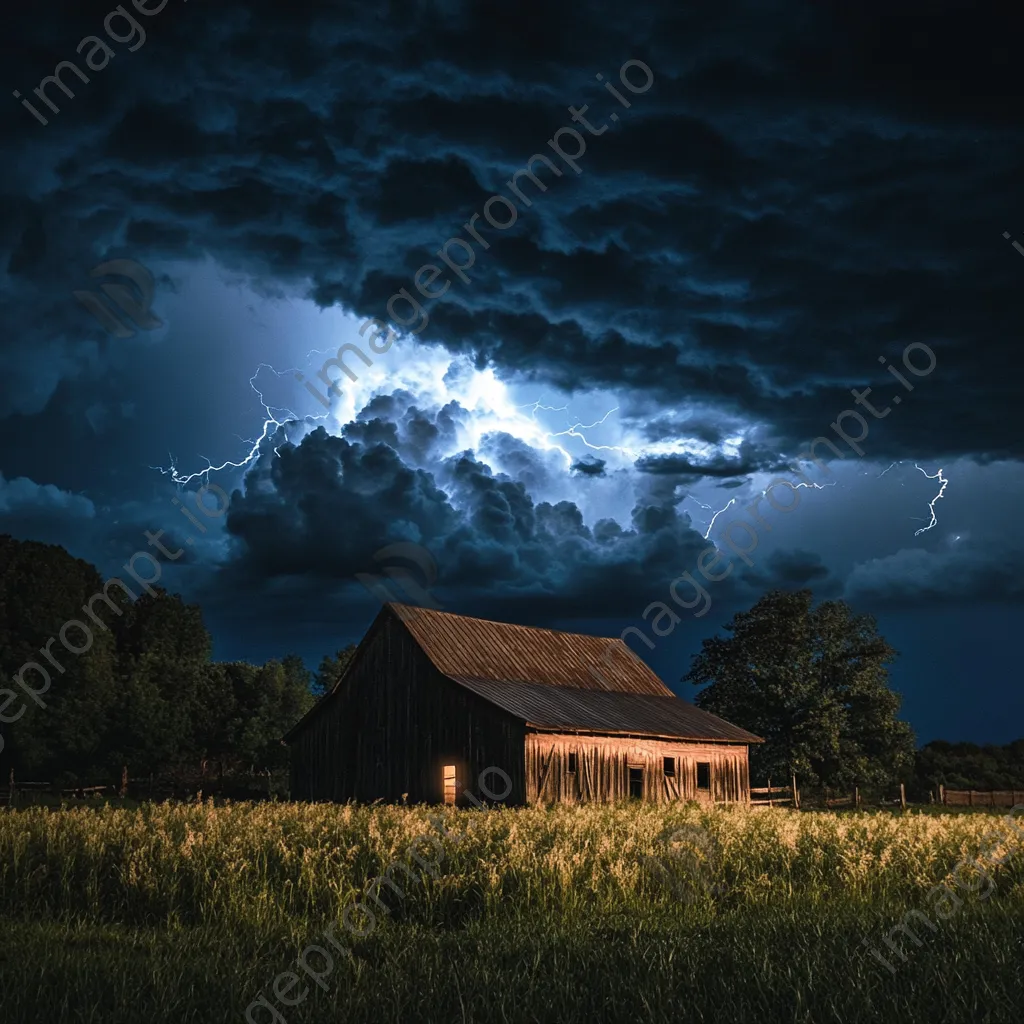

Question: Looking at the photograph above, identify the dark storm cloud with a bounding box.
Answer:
[634,439,790,480]
[570,456,606,477]
[844,543,1024,609]
[2,0,1022,470]
[750,549,839,592]
[215,401,725,624]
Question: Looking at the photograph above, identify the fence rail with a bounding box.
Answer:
[939,786,1024,808]
[3,765,283,807]
[750,775,800,808]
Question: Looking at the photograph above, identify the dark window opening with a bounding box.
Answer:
[567,752,578,774]
[629,766,644,799]
[664,756,675,777]
[696,762,711,791]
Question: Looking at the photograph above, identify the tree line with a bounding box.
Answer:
[0,535,353,785]
[1,536,1018,794]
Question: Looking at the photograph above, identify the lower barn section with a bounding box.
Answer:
[525,732,750,804]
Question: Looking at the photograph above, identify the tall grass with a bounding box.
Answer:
[1,802,1022,1022]
[2,801,1022,925]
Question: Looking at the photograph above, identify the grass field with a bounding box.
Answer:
[1,801,1023,1023]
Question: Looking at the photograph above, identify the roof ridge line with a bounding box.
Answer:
[386,601,620,644]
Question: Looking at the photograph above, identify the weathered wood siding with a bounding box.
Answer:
[524,732,750,804]
[289,611,527,804]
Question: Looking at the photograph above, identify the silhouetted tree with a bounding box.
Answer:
[684,589,915,788]
[913,739,1024,793]
[313,645,357,697]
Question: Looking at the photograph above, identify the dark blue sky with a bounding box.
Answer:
[1,0,1022,744]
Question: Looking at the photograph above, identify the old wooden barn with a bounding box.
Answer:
[284,603,762,806]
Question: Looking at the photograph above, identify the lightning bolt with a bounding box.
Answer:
[519,400,569,420]
[685,495,738,539]
[912,464,948,536]
[547,407,639,458]
[701,497,737,539]
[153,363,318,485]
[688,475,837,541]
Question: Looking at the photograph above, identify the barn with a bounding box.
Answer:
[284,603,762,806]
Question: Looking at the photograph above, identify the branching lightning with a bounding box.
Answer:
[686,495,739,539]
[519,400,569,420]
[912,464,948,536]
[687,476,836,541]
[546,407,639,459]
[153,363,317,485]
[700,497,737,539]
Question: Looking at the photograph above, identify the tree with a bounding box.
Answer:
[0,535,123,778]
[109,589,215,775]
[313,645,357,698]
[220,657,316,770]
[913,739,1024,794]
[683,589,915,789]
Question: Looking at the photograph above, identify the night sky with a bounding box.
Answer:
[2,0,1022,744]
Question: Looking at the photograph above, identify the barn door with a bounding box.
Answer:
[695,761,712,803]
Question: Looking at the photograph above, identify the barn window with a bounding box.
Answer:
[443,765,456,805]
[628,766,644,799]
[664,756,675,777]
[696,762,711,791]
[567,752,578,774]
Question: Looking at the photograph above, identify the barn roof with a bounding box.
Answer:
[389,604,760,744]
[449,675,763,743]
[284,603,761,745]
[387,603,674,696]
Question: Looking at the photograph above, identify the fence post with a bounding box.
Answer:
[7,767,14,808]
[119,765,128,799]
[939,784,945,806]
[791,772,800,810]
[854,786,860,809]
[900,782,906,811]
[768,777,773,809]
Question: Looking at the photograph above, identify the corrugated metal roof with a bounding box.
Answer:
[388,603,674,696]
[449,676,763,743]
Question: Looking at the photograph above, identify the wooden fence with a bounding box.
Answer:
[750,775,800,808]
[3,765,281,807]
[753,781,912,810]
[939,786,1024,808]
[753,782,1022,812]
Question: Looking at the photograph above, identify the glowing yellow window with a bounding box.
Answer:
[443,765,456,805]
